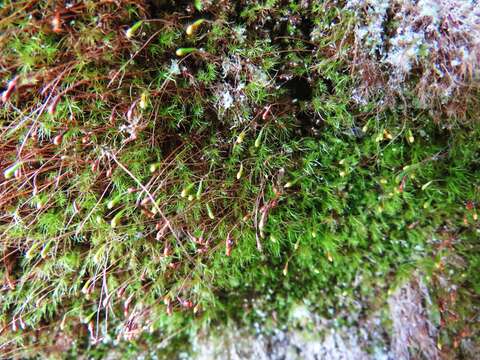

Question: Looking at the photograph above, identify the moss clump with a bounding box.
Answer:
[0,1,479,358]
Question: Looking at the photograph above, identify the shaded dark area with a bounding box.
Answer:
[284,76,313,101]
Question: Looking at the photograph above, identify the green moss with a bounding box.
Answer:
[0,0,479,358]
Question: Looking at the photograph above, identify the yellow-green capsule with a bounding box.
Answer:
[254,128,264,148]
[111,211,123,228]
[150,162,161,173]
[107,194,123,209]
[40,240,53,259]
[206,203,215,220]
[176,47,197,57]
[406,129,414,143]
[194,0,203,11]
[125,20,143,39]
[36,198,45,210]
[181,183,194,198]
[140,91,149,110]
[186,19,205,36]
[421,180,433,191]
[81,279,92,295]
[26,242,40,260]
[196,179,203,200]
[107,200,116,209]
[236,163,243,180]
[93,244,105,265]
[4,162,22,179]
[236,131,246,144]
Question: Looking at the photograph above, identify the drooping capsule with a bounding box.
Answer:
[53,133,63,145]
[51,11,62,33]
[47,95,60,115]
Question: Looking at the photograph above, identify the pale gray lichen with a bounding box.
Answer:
[191,275,444,360]
[388,276,439,360]
[348,0,480,116]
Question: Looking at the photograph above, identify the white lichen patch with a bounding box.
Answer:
[215,54,273,127]
[191,274,446,360]
[347,0,480,115]
[192,302,393,360]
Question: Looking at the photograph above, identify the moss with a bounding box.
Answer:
[0,0,479,358]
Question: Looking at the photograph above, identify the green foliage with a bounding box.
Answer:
[0,0,479,358]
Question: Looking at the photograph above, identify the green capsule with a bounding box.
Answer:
[4,161,22,179]
[236,163,243,180]
[26,242,40,260]
[176,47,198,57]
[181,183,194,198]
[110,211,124,228]
[194,0,203,11]
[107,194,123,209]
[236,131,246,144]
[186,19,205,36]
[206,203,215,220]
[150,162,161,173]
[125,20,143,39]
[196,179,203,200]
[40,240,53,259]
[254,128,264,148]
[81,278,92,295]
